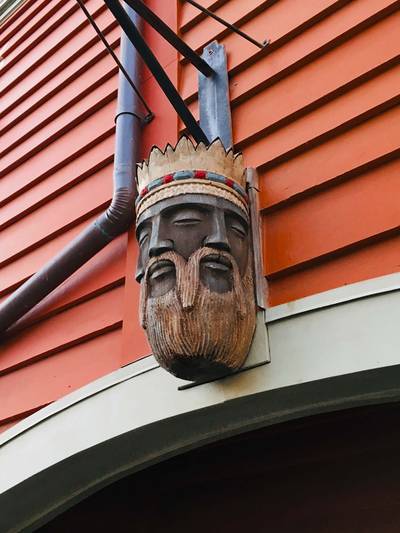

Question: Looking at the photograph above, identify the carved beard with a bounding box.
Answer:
[140,247,256,381]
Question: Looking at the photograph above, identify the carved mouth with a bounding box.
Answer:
[200,254,232,273]
[148,260,175,281]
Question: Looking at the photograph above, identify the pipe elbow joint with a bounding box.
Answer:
[97,187,135,239]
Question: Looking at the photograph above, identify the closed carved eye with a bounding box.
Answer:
[229,221,247,238]
[173,217,202,226]
[169,207,208,226]
[138,232,149,246]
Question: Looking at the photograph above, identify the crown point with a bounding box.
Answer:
[136,137,246,203]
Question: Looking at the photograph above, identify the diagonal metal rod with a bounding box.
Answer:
[104,0,209,144]
[184,0,268,49]
[75,0,153,121]
[124,0,214,77]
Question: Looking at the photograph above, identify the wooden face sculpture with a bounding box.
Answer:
[135,137,256,381]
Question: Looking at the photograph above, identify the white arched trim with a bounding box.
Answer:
[1,272,400,532]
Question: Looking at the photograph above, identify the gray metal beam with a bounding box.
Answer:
[198,41,232,149]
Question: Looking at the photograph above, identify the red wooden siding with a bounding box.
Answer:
[0,0,177,431]
[1,0,399,432]
[178,0,400,305]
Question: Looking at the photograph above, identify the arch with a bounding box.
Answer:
[1,274,399,531]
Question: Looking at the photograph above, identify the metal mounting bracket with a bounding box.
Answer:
[198,41,232,149]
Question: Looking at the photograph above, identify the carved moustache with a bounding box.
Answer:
[140,247,256,381]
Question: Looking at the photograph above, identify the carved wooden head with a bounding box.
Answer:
[135,137,256,381]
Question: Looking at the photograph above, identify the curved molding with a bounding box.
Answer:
[265,271,400,322]
[1,273,400,532]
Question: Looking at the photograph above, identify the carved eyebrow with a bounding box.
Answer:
[166,205,210,221]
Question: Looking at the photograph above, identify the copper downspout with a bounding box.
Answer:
[0,5,142,334]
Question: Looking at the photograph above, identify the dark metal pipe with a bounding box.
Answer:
[123,0,214,78]
[104,0,209,145]
[0,5,142,335]
[184,0,268,49]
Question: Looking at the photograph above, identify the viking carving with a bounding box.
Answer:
[135,136,256,381]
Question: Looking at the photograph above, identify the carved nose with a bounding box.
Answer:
[149,239,174,258]
[203,214,231,252]
[148,215,173,257]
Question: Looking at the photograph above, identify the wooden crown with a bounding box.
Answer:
[136,136,245,192]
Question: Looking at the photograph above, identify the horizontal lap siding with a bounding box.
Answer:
[2,25,120,130]
[0,215,123,297]
[179,0,400,306]
[0,328,124,423]
[0,0,163,431]
[263,158,400,276]
[2,0,398,432]
[0,285,125,376]
[268,235,400,305]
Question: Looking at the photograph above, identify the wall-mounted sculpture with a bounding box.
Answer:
[135,136,256,381]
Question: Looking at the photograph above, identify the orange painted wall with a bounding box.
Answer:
[178,0,400,305]
[0,0,177,431]
[1,0,399,431]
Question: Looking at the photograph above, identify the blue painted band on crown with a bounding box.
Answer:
[135,170,248,206]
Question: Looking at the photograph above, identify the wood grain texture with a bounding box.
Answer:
[1,0,399,426]
[135,139,255,381]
